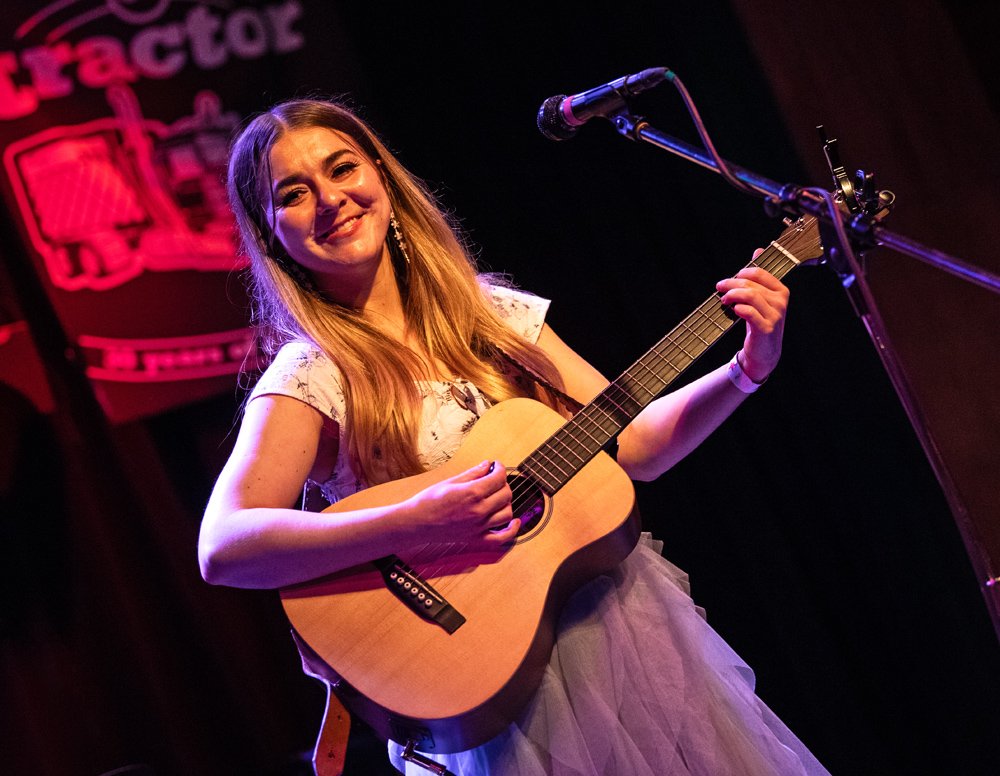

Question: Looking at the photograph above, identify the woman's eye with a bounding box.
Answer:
[279,189,304,207]
[332,161,359,178]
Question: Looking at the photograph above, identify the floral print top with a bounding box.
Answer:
[249,284,550,504]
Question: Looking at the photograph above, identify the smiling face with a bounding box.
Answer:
[265,125,392,292]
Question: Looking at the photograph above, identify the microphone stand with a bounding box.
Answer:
[604,100,1000,623]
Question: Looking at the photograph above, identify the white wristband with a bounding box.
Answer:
[727,351,767,394]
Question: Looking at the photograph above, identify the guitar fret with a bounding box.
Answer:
[630,359,674,394]
[520,465,559,494]
[581,402,622,435]
[646,346,687,377]
[557,436,591,465]
[609,375,656,408]
[527,437,600,492]
[530,454,571,486]
[519,454,559,492]
[677,318,711,346]
[631,356,671,386]
[562,419,604,448]
[539,440,586,471]
[694,304,729,332]
[616,373,658,402]
[594,390,643,421]
[685,312,717,338]
[628,369,670,403]
[651,350,691,378]
[669,331,697,359]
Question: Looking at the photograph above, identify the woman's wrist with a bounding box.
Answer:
[727,350,769,394]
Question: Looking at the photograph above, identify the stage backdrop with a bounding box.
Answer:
[0,3,374,774]
[0,0,328,421]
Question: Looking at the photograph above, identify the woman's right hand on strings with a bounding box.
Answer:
[201,396,519,588]
[403,460,520,546]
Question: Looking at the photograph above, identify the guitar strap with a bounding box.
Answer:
[312,690,351,776]
[291,628,351,776]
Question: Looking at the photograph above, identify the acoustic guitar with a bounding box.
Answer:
[281,215,825,755]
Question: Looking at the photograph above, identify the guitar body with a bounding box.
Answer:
[281,218,828,755]
[281,397,640,754]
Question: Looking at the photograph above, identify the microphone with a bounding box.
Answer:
[537,67,671,141]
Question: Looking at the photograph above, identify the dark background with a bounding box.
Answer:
[2,1,998,774]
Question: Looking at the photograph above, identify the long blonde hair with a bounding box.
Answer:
[227,99,566,484]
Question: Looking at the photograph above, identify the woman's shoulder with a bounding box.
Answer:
[249,340,345,422]
[255,340,335,385]
[481,280,551,344]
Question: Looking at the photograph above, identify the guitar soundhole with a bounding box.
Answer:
[507,471,550,539]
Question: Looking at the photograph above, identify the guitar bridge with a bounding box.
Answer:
[375,555,465,634]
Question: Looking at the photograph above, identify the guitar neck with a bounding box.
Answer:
[520,238,803,495]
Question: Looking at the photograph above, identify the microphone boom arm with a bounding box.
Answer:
[608,109,1000,294]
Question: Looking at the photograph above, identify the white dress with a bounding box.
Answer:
[250,285,829,776]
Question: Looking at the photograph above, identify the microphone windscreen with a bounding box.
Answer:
[536,95,577,141]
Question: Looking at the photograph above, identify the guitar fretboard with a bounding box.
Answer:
[518,235,806,496]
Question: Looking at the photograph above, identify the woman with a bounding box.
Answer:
[199,98,827,775]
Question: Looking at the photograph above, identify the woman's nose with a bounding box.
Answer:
[316,181,347,211]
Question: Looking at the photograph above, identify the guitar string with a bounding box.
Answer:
[533,251,760,474]
[514,251,780,496]
[561,221,819,473]
[579,244,796,437]
[515,223,818,496]
[517,242,800,496]
[406,234,814,593]
[510,225,818,551]
[393,228,818,591]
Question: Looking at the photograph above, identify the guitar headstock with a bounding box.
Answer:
[772,192,893,270]
[773,215,826,267]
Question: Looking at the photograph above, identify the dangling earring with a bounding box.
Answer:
[390,211,411,268]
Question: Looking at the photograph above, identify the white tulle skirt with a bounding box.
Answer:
[388,535,829,775]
